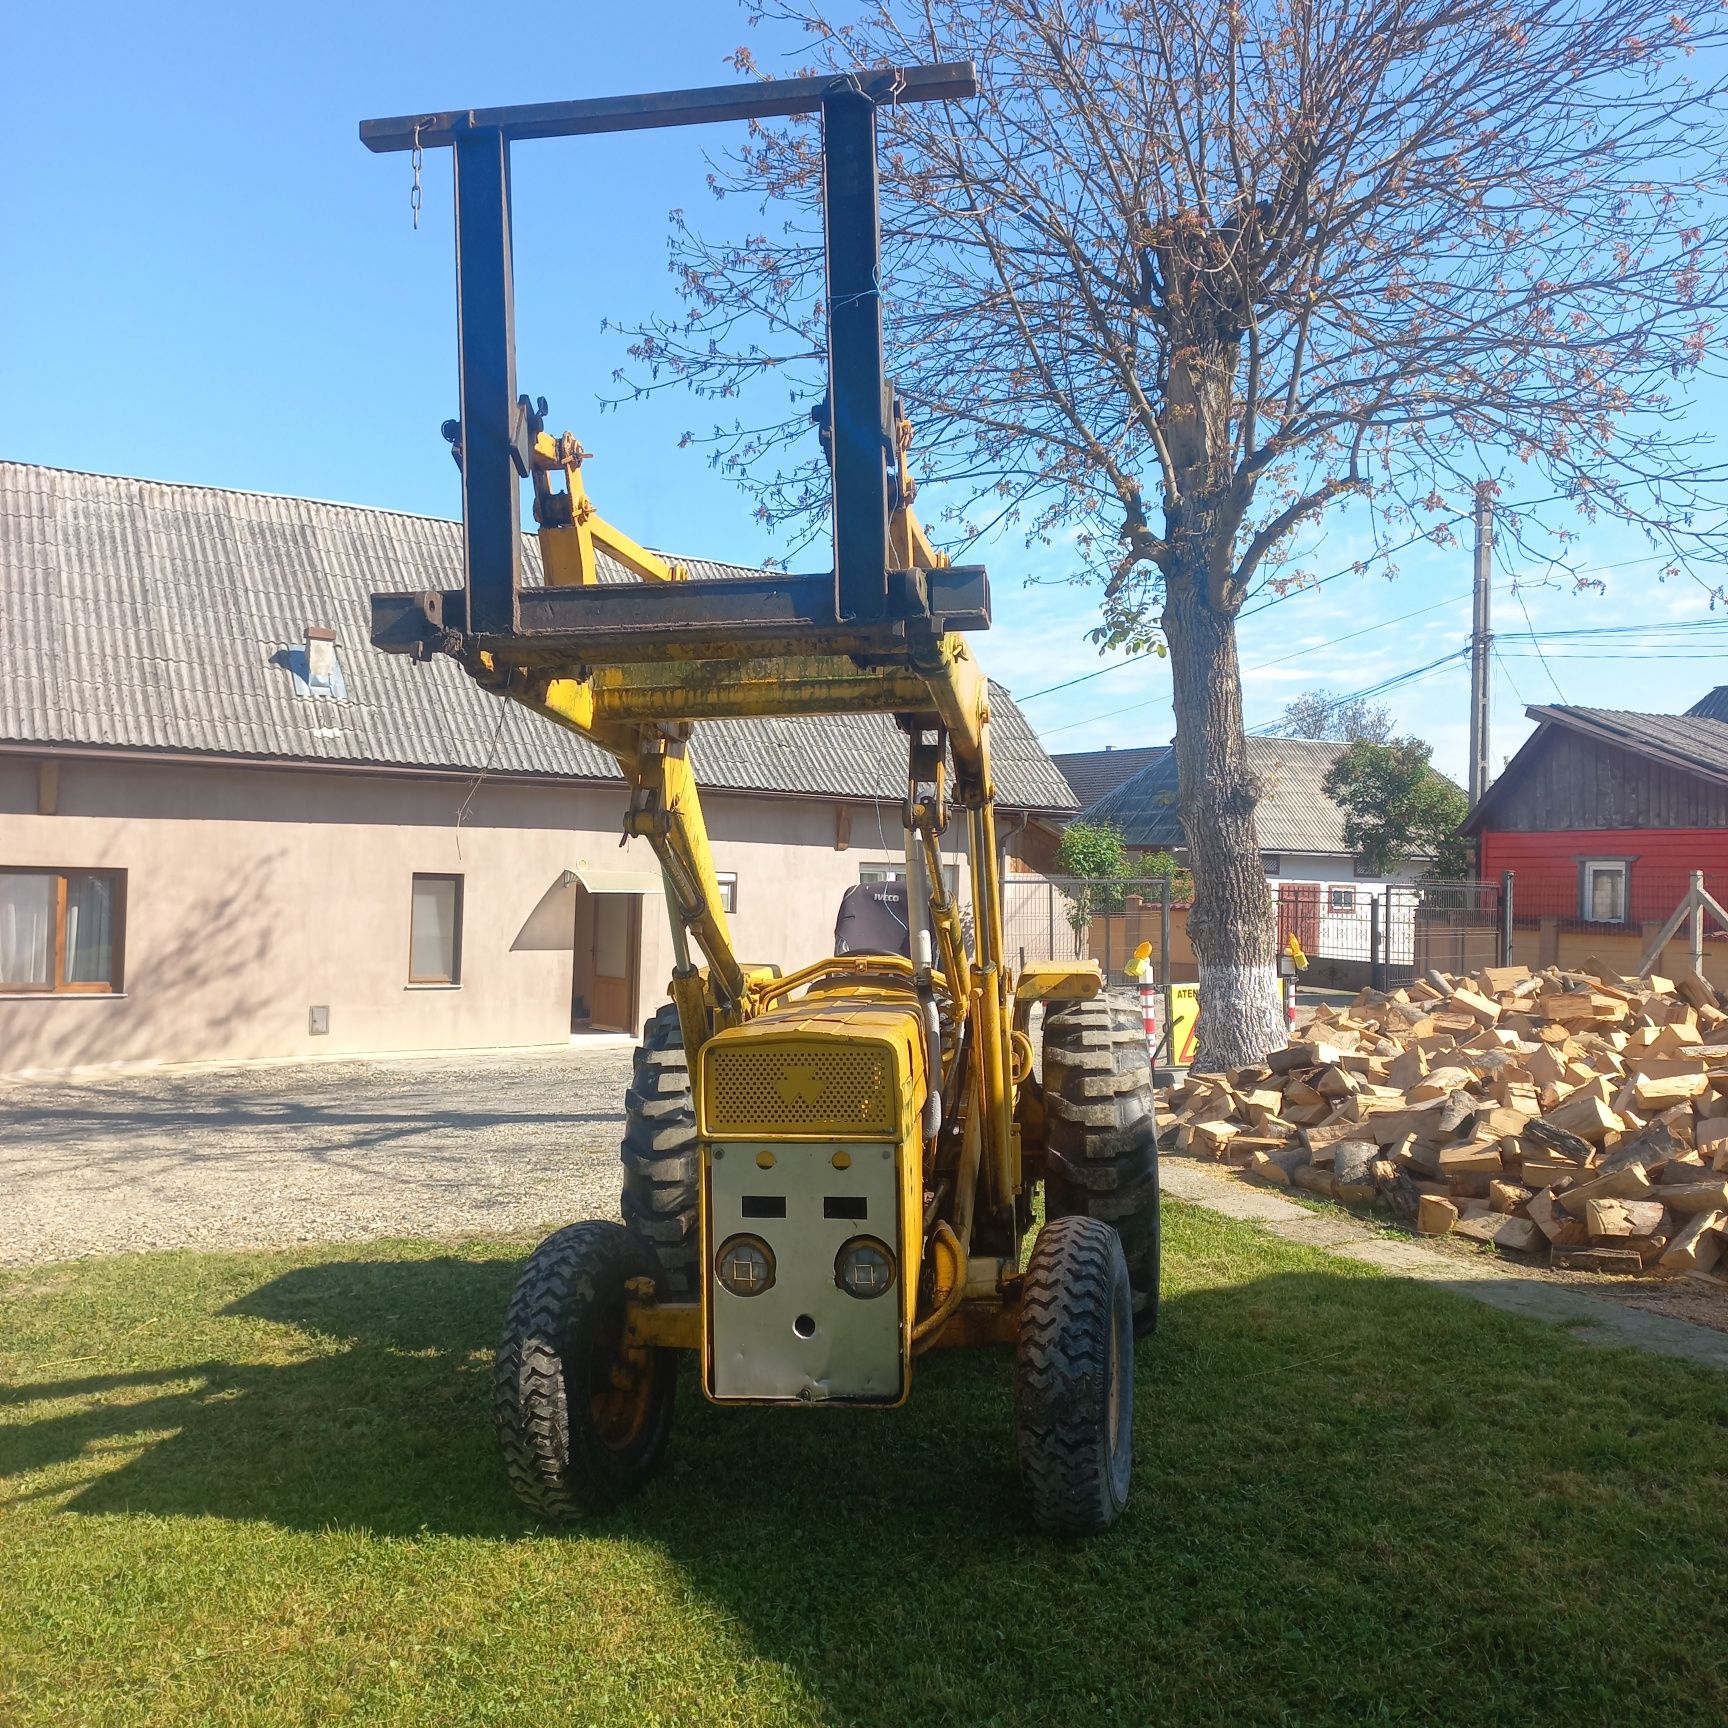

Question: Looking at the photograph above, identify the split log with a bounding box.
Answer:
[1551,1246,1646,1274]
[1584,1197,1666,1240]
[1417,1194,1459,1236]
[1370,1158,1420,1221]
[1456,1213,1542,1253]
[1559,1163,1655,1217]
[1659,1209,1726,1273]
[1528,1188,1588,1246]
[1490,1180,1534,1215]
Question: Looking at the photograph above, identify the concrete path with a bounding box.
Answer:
[1161,1156,1728,1374]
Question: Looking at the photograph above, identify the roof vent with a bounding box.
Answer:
[284,626,346,701]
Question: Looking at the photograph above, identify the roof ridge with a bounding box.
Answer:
[0,457,776,575]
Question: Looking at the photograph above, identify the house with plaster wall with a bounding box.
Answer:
[0,462,1075,1077]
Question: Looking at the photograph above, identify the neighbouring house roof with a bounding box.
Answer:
[1463,698,1728,835]
[0,462,1075,815]
[1686,686,1728,725]
[1049,745,1170,810]
[1083,734,1453,857]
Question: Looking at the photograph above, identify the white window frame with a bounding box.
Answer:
[1328,886,1357,913]
[715,871,738,914]
[1579,859,1629,925]
[861,861,961,896]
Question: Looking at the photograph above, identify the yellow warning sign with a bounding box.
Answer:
[1167,980,1290,1068]
[1169,983,1201,1067]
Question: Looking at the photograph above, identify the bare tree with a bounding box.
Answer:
[618,0,1728,1066]
[1282,690,1396,743]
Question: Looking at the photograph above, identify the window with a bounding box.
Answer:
[409,874,463,984]
[0,869,125,994]
[1261,854,1280,876]
[861,862,963,895]
[1328,886,1357,913]
[1352,855,1377,878]
[716,872,738,914]
[1581,860,1628,924]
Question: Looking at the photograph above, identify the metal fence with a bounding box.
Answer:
[1001,875,1177,985]
[1502,866,1728,940]
[1275,878,1509,988]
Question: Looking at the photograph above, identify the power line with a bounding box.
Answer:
[1246,648,1469,734]
[1017,520,1469,703]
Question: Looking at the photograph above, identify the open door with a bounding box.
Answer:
[589,893,638,1032]
[566,867,659,1034]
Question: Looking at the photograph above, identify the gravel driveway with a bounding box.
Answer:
[0,1044,638,1266]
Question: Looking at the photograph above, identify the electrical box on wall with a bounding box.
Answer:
[309,1006,330,1036]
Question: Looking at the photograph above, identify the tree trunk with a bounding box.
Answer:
[1162,572,1283,1071]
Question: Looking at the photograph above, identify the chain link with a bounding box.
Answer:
[410,123,423,230]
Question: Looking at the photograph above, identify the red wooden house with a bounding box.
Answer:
[1462,690,1728,973]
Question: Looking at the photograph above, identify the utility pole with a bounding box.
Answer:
[1468,481,1493,807]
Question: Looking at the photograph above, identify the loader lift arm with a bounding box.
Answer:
[365,64,1009,1088]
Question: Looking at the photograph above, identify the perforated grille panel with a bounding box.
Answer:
[705,1041,896,1136]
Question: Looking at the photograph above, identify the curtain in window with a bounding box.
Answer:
[63,874,114,984]
[1588,868,1624,922]
[0,874,52,986]
[411,877,458,980]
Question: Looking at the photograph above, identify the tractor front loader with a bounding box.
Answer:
[361,64,1160,1536]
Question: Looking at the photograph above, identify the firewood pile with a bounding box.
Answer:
[1165,962,1728,1279]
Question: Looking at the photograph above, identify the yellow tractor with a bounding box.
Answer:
[363,63,1159,1536]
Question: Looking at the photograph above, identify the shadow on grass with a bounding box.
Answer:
[13,1246,1728,1722]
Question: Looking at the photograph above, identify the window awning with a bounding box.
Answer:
[563,867,666,896]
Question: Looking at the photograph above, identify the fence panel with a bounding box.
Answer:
[1000,876,1179,993]
[1385,880,1506,986]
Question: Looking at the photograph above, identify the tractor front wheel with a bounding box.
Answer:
[1041,996,1161,1335]
[1014,1214,1135,1537]
[493,1220,676,1520]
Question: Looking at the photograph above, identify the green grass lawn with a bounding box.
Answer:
[4,1202,1727,1728]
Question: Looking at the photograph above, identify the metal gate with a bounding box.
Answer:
[1378,879,1509,988]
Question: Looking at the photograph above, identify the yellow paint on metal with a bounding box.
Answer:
[755,1149,777,1169]
[699,996,926,1141]
[622,1299,702,1350]
[1012,960,1102,1005]
[830,1149,852,1170]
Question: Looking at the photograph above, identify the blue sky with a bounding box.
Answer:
[5,2,1724,788]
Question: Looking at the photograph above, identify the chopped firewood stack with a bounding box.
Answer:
[1165,961,1728,1279]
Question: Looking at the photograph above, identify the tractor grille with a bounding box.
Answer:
[705,1042,897,1136]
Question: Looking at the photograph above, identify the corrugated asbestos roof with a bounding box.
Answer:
[1084,735,1384,854]
[0,462,1074,814]
[1049,745,1167,810]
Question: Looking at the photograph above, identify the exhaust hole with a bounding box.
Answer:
[793,1313,817,1339]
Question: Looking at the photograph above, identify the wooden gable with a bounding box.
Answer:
[1483,726,1728,833]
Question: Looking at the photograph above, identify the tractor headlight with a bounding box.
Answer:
[715,1234,776,1297]
[834,1235,896,1300]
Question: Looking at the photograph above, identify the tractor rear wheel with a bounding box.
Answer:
[1014,1214,1135,1537]
[620,1003,700,1297]
[493,1220,676,1519]
[1041,995,1161,1335]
